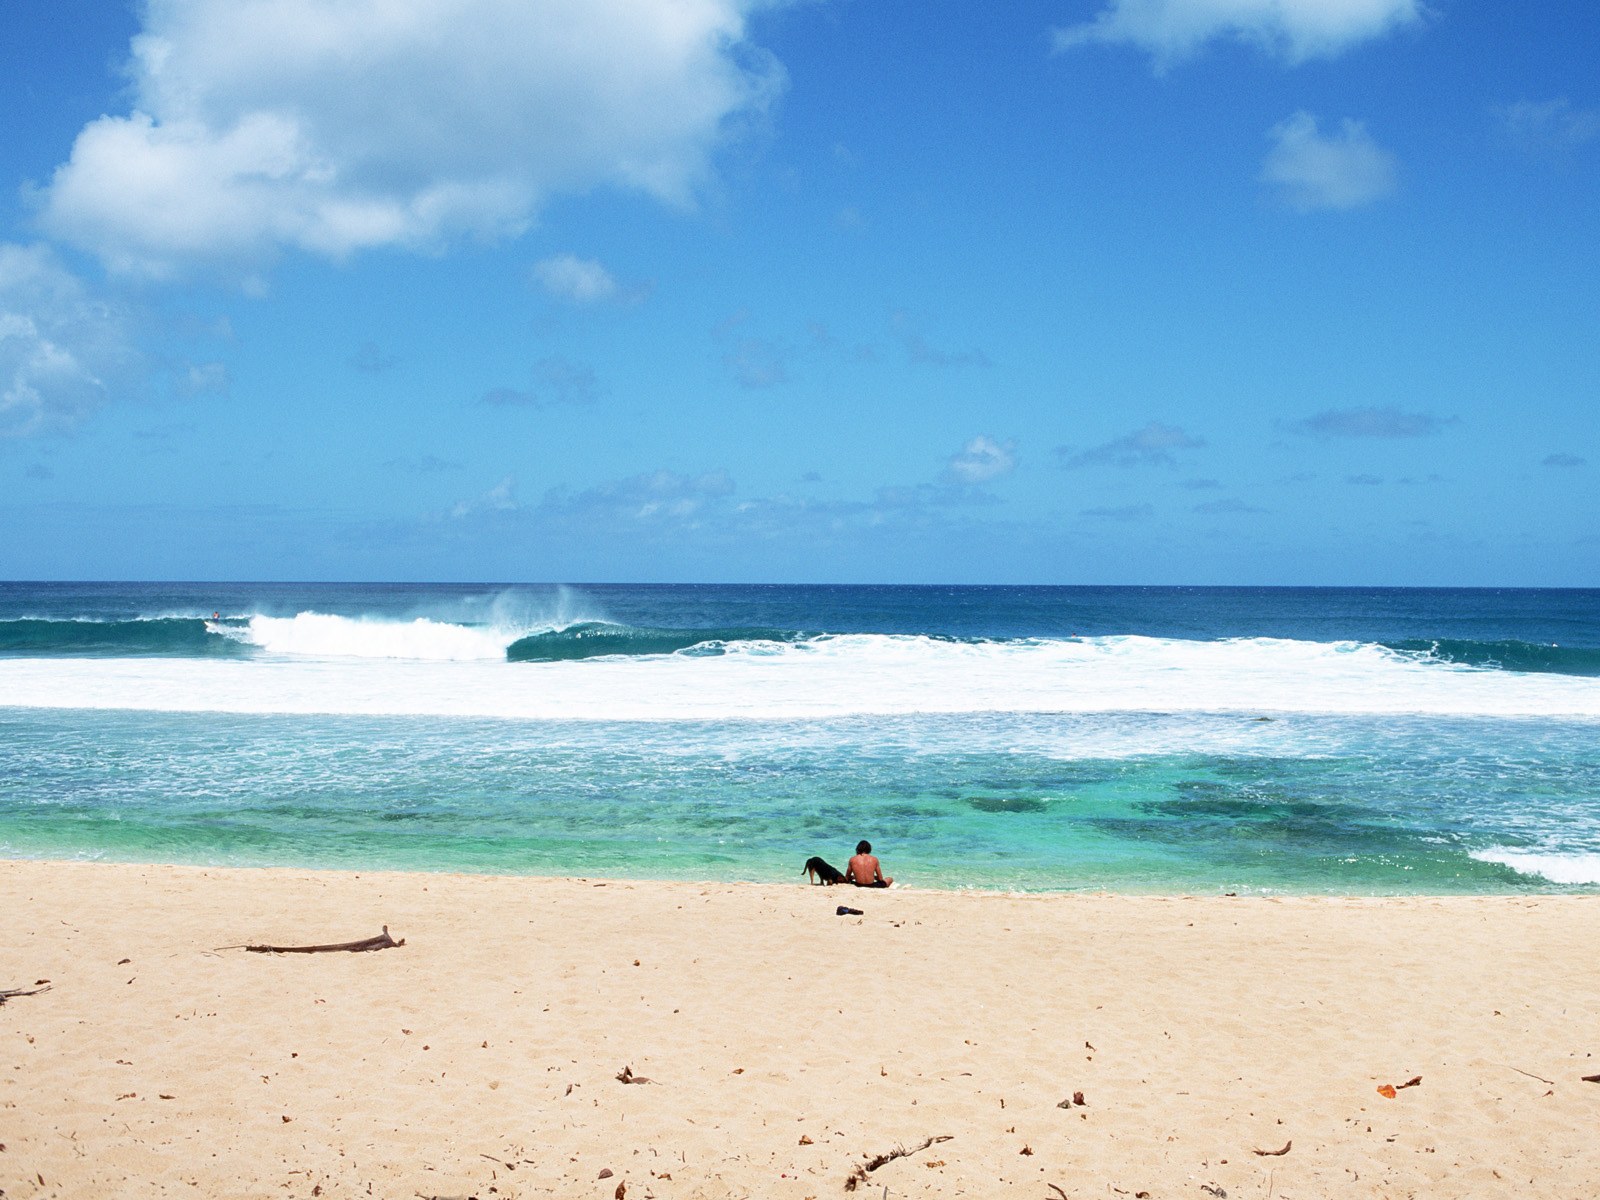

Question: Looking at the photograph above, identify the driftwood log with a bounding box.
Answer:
[0,983,51,1005]
[226,926,404,954]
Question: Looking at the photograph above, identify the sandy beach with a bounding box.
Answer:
[3,862,1598,1199]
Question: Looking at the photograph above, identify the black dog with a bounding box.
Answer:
[803,856,846,885]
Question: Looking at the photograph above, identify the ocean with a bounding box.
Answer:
[2,581,1598,893]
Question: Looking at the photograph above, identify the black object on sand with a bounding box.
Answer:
[836,905,864,916]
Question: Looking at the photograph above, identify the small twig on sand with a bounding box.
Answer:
[1505,1066,1555,1087]
[843,1135,953,1191]
[1253,1140,1292,1157]
[615,1066,655,1085]
[0,983,51,1005]
[1047,1185,1069,1200]
[219,926,404,954]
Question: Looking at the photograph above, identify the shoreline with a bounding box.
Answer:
[5,860,1600,1197]
[3,852,1592,898]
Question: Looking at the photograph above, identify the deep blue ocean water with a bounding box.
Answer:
[2,581,1598,892]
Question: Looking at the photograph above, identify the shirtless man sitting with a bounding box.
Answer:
[845,840,892,888]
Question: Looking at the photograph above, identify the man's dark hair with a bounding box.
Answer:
[856,840,871,854]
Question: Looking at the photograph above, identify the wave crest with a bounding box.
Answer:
[1384,638,1600,676]
[506,622,806,661]
[0,617,245,658]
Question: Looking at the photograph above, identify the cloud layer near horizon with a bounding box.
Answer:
[38,0,783,278]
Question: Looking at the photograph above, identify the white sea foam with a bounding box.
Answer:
[233,612,514,661]
[3,630,1599,720]
[1470,849,1600,885]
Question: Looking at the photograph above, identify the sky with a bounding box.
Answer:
[1,0,1596,585]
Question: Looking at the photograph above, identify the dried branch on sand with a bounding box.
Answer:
[223,926,405,954]
[843,1135,953,1191]
[0,983,52,1005]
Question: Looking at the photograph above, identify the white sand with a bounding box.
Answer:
[3,861,1599,1198]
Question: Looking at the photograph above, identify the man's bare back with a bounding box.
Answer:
[846,841,892,887]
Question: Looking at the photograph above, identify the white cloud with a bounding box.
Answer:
[1261,112,1396,211]
[1499,99,1600,154]
[175,360,229,398]
[534,254,620,305]
[1053,0,1425,65]
[39,0,784,278]
[0,243,136,437]
[944,435,1016,485]
[539,468,736,525]
[450,474,520,519]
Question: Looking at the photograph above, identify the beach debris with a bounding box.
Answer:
[1020,1144,1034,1156]
[1376,1085,1396,1099]
[836,906,864,916]
[1504,1065,1555,1086]
[598,1168,613,1179]
[1200,1187,1227,1198]
[0,983,52,1005]
[1057,1090,1088,1109]
[1583,1074,1600,1084]
[1253,1140,1292,1157]
[1397,1076,1422,1090]
[615,1066,655,1085]
[842,1135,953,1191]
[799,1135,814,1146]
[1048,1185,1068,1200]
[225,926,404,954]
[614,1181,626,1200]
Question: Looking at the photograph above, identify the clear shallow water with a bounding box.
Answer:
[2,582,1598,893]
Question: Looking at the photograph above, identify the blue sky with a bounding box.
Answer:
[1,0,1596,584]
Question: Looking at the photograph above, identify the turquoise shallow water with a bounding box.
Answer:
[3,706,1597,893]
[3,582,1599,892]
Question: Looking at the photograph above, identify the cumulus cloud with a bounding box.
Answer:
[1052,0,1425,66]
[1262,112,1396,211]
[1058,422,1204,469]
[38,0,784,278]
[1499,99,1600,154]
[943,435,1017,485]
[174,360,229,398]
[1284,406,1456,438]
[531,253,647,305]
[0,243,136,437]
[481,356,599,408]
